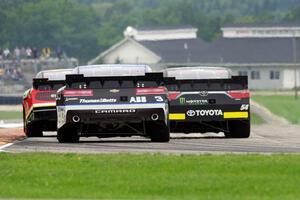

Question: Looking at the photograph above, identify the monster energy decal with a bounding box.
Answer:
[179,97,209,105]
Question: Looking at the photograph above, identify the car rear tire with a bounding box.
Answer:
[147,121,170,142]
[25,123,43,137]
[23,107,43,137]
[225,120,250,138]
[57,126,80,143]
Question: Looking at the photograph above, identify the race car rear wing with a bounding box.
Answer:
[163,76,248,91]
[65,73,166,89]
[33,78,65,90]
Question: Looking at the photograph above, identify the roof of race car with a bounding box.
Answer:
[73,64,152,77]
[164,66,232,79]
[35,68,74,80]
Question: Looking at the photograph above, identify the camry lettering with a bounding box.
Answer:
[187,109,223,117]
[95,109,136,114]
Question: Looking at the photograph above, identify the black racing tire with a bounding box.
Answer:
[147,121,170,142]
[25,123,43,137]
[225,120,250,138]
[57,126,80,143]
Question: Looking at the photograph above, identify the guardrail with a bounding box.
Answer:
[0,96,22,105]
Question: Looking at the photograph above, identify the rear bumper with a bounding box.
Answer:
[169,104,250,121]
[57,103,168,129]
[33,108,57,121]
[65,108,166,124]
[27,106,57,122]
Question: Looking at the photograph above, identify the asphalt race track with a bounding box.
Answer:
[2,124,300,154]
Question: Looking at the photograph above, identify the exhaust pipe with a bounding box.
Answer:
[151,113,159,121]
[72,115,80,123]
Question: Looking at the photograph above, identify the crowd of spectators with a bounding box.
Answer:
[0,46,64,62]
[0,46,64,82]
[0,67,23,81]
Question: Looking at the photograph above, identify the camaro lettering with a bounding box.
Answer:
[186,110,223,117]
[95,109,136,114]
[130,96,147,103]
[80,98,116,103]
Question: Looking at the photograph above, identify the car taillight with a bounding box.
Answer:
[136,87,166,95]
[227,90,250,99]
[35,91,56,100]
[63,89,93,97]
[167,91,180,101]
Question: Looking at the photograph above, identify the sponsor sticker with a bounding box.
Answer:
[186,109,223,117]
[179,97,208,105]
[130,96,147,103]
[110,89,120,93]
[169,113,186,120]
[95,109,136,114]
[224,112,248,119]
[65,97,78,102]
[79,98,116,103]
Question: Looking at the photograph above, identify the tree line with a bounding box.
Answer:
[1,0,300,63]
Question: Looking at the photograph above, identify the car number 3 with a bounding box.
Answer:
[155,96,164,102]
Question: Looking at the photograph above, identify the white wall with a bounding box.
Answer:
[222,27,300,38]
[134,29,198,41]
[103,40,160,64]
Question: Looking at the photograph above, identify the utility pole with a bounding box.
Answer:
[292,35,298,99]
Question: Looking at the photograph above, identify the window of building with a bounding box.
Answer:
[270,71,280,80]
[238,71,248,76]
[251,71,260,80]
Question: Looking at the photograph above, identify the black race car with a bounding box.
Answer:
[56,73,170,143]
[164,67,250,138]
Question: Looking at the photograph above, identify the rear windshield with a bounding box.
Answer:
[37,84,51,90]
[69,80,160,89]
[166,68,231,79]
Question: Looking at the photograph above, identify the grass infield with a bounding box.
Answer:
[251,112,264,125]
[0,111,22,120]
[0,153,299,199]
[253,95,300,124]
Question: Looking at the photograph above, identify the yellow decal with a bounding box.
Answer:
[169,113,186,120]
[223,112,249,119]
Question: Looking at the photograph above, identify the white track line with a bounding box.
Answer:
[0,142,14,152]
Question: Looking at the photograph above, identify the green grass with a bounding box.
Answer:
[0,111,22,120]
[251,112,264,125]
[0,153,300,200]
[253,95,300,124]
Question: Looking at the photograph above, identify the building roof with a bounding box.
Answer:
[140,38,221,63]
[135,25,197,31]
[209,38,300,63]
[90,28,300,65]
[223,23,300,28]
[142,37,300,64]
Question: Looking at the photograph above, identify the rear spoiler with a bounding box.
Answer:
[65,73,165,87]
[164,76,248,90]
[33,78,65,89]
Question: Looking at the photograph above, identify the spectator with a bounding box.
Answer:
[14,47,21,63]
[0,48,3,60]
[42,47,51,58]
[55,46,63,59]
[32,47,38,59]
[26,47,32,58]
[3,48,10,59]
[20,47,26,58]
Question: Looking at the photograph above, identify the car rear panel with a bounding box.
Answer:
[166,76,250,122]
[57,73,169,129]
